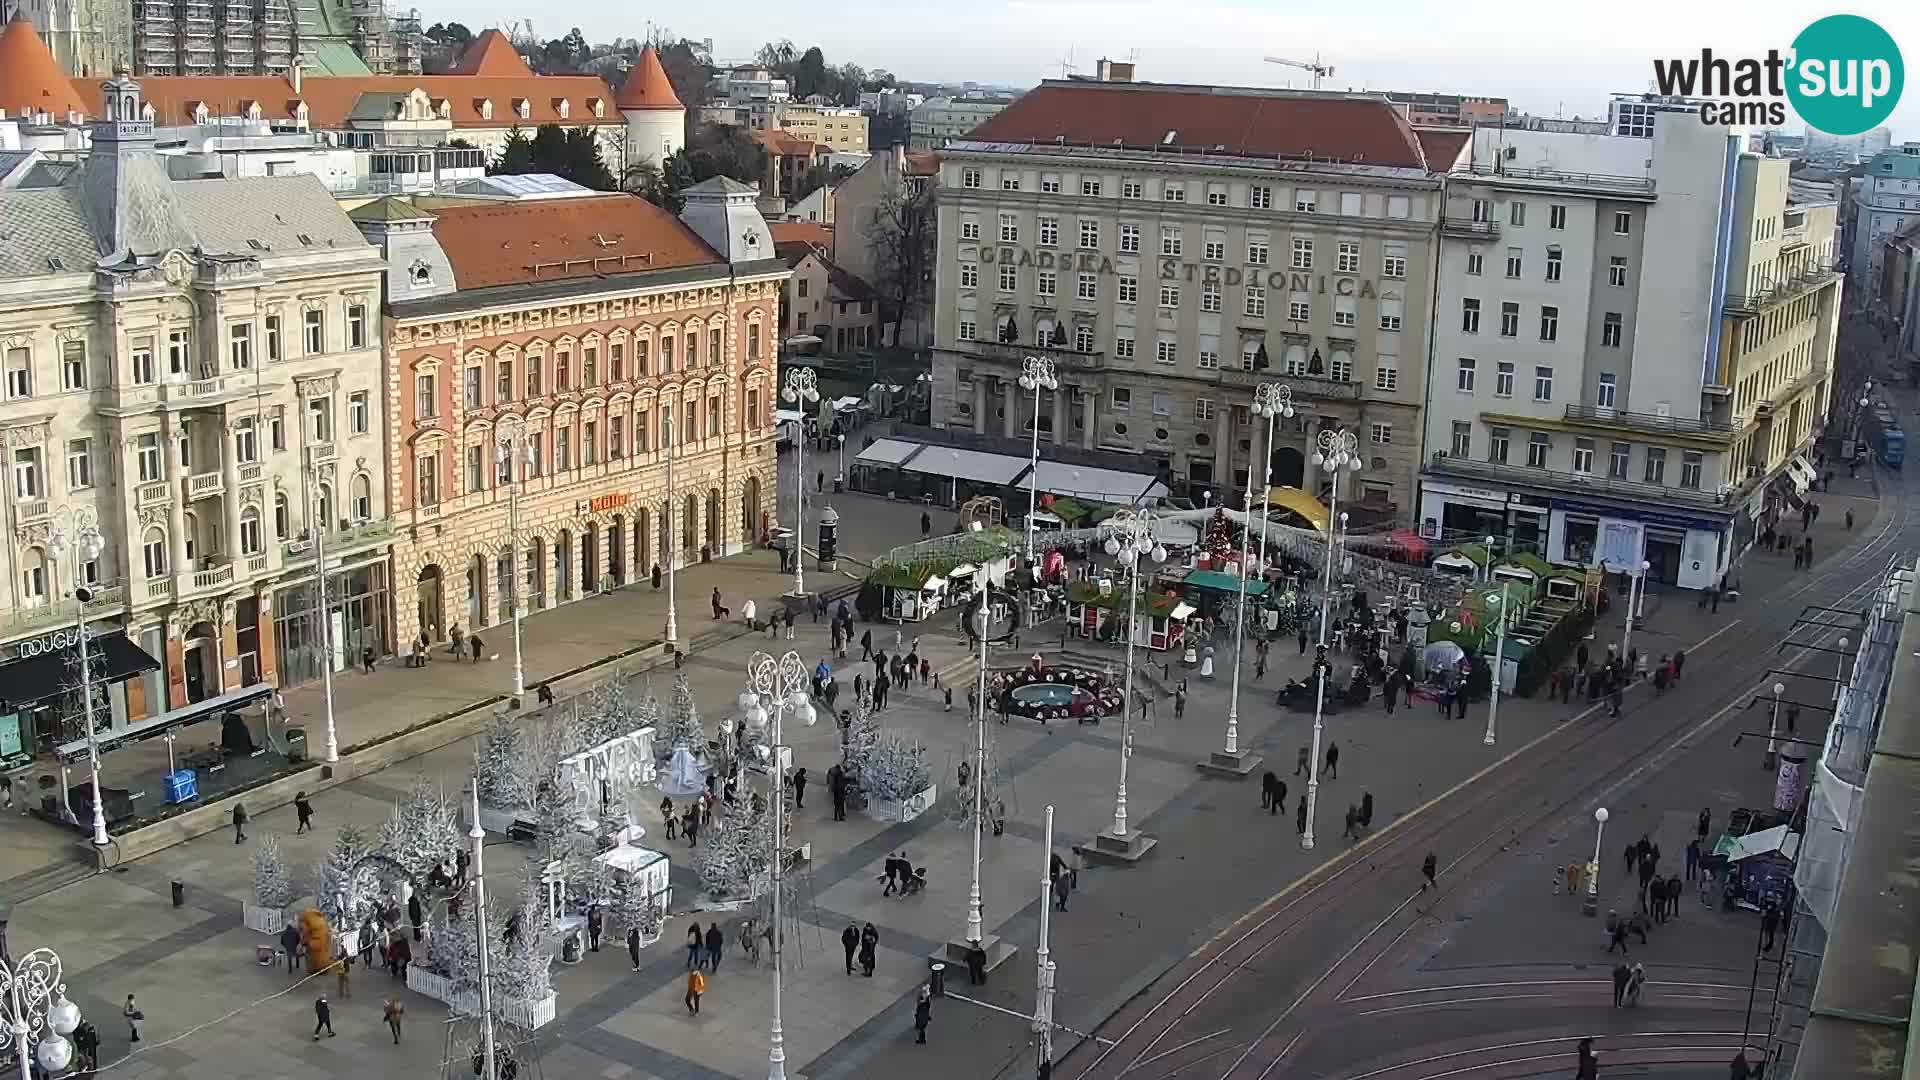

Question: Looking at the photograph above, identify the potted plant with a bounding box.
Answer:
[245,834,294,934]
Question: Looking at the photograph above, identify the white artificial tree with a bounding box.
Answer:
[841,695,880,782]
[697,794,775,900]
[475,710,527,811]
[253,833,295,909]
[862,733,932,804]
[496,865,558,1003]
[312,823,370,923]
[576,671,643,750]
[660,672,705,752]
[607,871,663,938]
[375,776,463,883]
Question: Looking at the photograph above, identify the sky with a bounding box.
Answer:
[421,0,1920,140]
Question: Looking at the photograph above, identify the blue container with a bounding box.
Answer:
[162,769,197,804]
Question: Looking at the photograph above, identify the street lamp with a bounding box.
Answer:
[1019,356,1059,572]
[1484,541,1509,748]
[1033,804,1057,1078]
[496,420,534,703]
[306,464,340,763]
[1251,384,1296,574]
[1582,806,1608,917]
[782,369,820,599]
[0,949,82,1080]
[743,650,816,1080]
[835,432,847,488]
[1099,510,1166,856]
[1765,681,1786,770]
[964,567,992,945]
[48,508,108,847]
[1620,559,1651,663]
[466,784,499,1080]
[1303,428,1361,850]
[663,413,679,647]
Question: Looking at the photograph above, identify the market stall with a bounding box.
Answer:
[1066,580,1194,652]
[870,564,951,622]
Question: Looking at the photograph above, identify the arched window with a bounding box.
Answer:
[143,527,168,576]
[239,507,263,556]
[274,492,290,538]
[19,547,46,605]
[351,473,372,521]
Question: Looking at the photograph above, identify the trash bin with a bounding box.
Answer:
[170,880,185,907]
[285,726,307,763]
[928,961,946,998]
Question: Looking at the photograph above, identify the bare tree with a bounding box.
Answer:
[865,176,937,348]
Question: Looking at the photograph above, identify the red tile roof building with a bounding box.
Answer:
[930,77,1445,518]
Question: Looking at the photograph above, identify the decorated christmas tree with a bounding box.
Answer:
[1202,508,1237,566]
[312,823,370,923]
[253,833,295,909]
[863,733,932,803]
[375,776,463,883]
[494,866,558,1004]
[475,710,527,811]
[607,870,663,937]
[840,695,880,781]
[659,673,704,752]
[697,794,775,899]
[576,671,645,750]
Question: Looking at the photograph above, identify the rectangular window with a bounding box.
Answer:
[307,395,332,441]
[1151,391,1172,415]
[611,342,627,382]
[1000,264,1018,292]
[1155,339,1178,365]
[960,218,980,241]
[350,390,370,434]
[962,167,981,189]
[1534,365,1554,401]
[1114,335,1135,360]
[270,412,285,451]
[1375,355,1398,391]
[1291,238,1314,269]
[1471,199,1492,223]
[1037,271,1056,298]
[1040,174,1061,194]
[1466,249,1484,275]
[1118,276,1138,303]
[1163,182,1186,203]
[1119,223,1140,253]
[12,448,40,499]
[1500,302,1519,337]
[1602,313,1623,348]
[1545,248,1563,282]
[1122,179,1143,199]
[636,412,650,452]
[1608,257,1628,287]
[1337,241,1360,273]
[464,367,482,408]
[1505,247,1523,277]
[1201,282,1221,312]
[1509,200,1527,226]
[1549,204,1567,229]
[1195,398,1216,421]
[1077,274,1098,301]
[1450,422,1471,458]
[1329,352,1353,382]
[1456,357,1476,392]
[526,353,544,396]
[133,433,162,482]
[466,444,483,492]
[1382,248,1406,279]
[264,315,281,362]
[1609,441,1630,479]
[1001,172,1021,191]
[1247,240,1269,265]
[497,359,515,402]
[1295,190,1317,213]
[3,348,29,399]
[1206,183,1228,206]
[1075,325,1095,353]
[1289,296,1311,321]
[1495,361,1514,397]
[167,329,190,375]
[1079,219,1099,248]
[1161,226,1183,256]
[1038,216,1059,246]
[417,454,439,506]
[1250,185,1273,209]
[60,340,86,390]
[1645,447,1667,483]
[415,373,436,419]
[999,214,1018,243]
[1111,387,1131,411]
[348,303,368,350]
[1462,298,1480,333]
[1204,239,1225,262]
[1597,372,1618,408]
[1680,451,1703,490]
[957,319,976,342]
[131,338,155,385]
[1378,297,1402,331]
[1081,177,1102,197]
[65,438,92,491]
[1539,306,1559,341]
[747,325,762,363]
[303,308,324,354]
[610,415,625,459]
[1613,210,1632,235]
[1488,426,1510,464]
[1245,285,1267,318]
[1340,191,1363,217]
[1572,438,1594,474]
[1526,432,1550,468]
[1159,284,1180,309]
[1369,422,1392,445]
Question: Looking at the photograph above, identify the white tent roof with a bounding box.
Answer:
[1027,460,1168,506]
[854,438,925,467]
[902,446,1031,485]
[774,409,806,425]
[832,396,864,411]
[1724,825,1801,863]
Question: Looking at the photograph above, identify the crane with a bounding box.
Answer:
[1264,53,1334,91]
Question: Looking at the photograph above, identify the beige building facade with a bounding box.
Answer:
[928,79,1443,514]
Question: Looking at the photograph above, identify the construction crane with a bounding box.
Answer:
[1264,53,1334,90]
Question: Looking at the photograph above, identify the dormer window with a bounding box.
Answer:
[140,102,155,122]
[513,98,530,120]
[190,101,209,125]
[409,261,432,286]
[433,98,450,119]
[476,98,493,120]
[292,101,309,129]
[243,100,262,121]
[554,98,570,120]
[589,97,605,118]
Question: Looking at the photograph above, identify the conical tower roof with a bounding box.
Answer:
[617,46,683,111]
[0,14,89,119]
[449,29,533,77]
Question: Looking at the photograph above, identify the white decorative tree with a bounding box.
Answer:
[607,871,663,939]
[253,833,295,909]
[697,794,775,900]
[375,775,463,883]
[660,672,705,752]
[862,733,932,803]
[575,671,643,750]
[841,695,880,781]
[495,865,558,1004]
[475,710,527,811]
[312,823,370,923]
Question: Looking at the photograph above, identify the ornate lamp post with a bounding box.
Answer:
[495,419,533,703]
[0,949,83,1080]
[1251,384,1296,574]
[965,568,991,944]
[1582,806,1608,917]
[743,651,816,1080]
[1093,510,1166,860]
[1019,356,1058,571]
[305,463,340,763]
[664,412,679,646]
[1484,547,1510,747]
[1765,681,1786,770]
[782,369,820,598]
[1303,427,1361,850]
[48,509,108,847]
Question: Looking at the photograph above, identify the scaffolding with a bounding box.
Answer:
[128,0,403,74]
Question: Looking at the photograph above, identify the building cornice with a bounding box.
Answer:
[940,141,1441,189]
[389,259,791,323]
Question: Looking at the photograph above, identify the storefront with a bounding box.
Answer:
[0,620,160,772]
[1417,481,1550,553]
[272,558,394,689]
[1545,502,1729,590]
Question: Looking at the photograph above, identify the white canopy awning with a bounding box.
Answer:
[1169,602,1197,620]
[1027,460,1168,507]
[854,438,925,467]
[774,409,806,425]
[902,446,1031,485]
[832,396,864,412]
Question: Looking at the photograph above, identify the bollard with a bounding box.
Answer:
[171,881,185,907]
[928,960,946,998]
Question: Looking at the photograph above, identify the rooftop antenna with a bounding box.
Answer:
[1057,47,1079,80]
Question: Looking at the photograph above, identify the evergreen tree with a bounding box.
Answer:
[1202,509,1236,565]
[863,733,932,803]
[491,127,536,174]
[660,672,704,752]
[841,695,879,782]
[475,710,526,810]
[253,833,294,909]
[697,795,775,899]
[375,776,462,883]
[494,865,558,1003]
[312,823,370,923]
[607,870,662,936]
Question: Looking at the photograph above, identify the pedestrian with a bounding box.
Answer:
[920,510,932,538]
[1686,838,1701,881]
[792,767,808,809]
[705,922,724,972]
[1698,807,1712,842]
[1360,791,1373,830]
[1295,745,1309,777]
[622,924,640,970]
[470,634,483,663]
[1295,794,1307,835]
[231,801,248,844]
[361,645,376,674]
[684,968,705,1014]
[1761,902,1779,952]
[1174,688,1187,719]
[1612,961,1630,1007]
[1298,627,1309,655]
[861,629,873,661]
[859,922,879,977]
[914,986,932,1044]
[335,951,352,998]
[1608,684,1623,717]
[586,905,603,952]
[842,923,859,975]
[1420,852,1438,891]
[1344,805,1360,841]
[1606,911,1630,956]
[686,922,704,970]
[294,791,314,834]
[1255,652,1267,681]
[383,997,404,1044]
[1383,670,1396,714]
[1846,507,1855,530]
[280,923,302,974]
[1325,742,1339,779]
[684,806,700,847]
[1785,704,1800,736]
[663,798,677,841]
[1053,872,1070,912]
[1261,771,1278,812]
[966,940,987,985]
[1666,875,1683,919]
[831,769,847,822]
[123,995,142,1044]
[312,995,335,1039]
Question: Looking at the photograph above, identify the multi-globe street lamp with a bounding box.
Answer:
[741,650,816,1080]
[1019,356,1059,572]
[48,508,108,847]
[1098,510,1166,854]
[782,370,820,599]
[1303,427,1361,851]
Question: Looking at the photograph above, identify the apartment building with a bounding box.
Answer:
[0,71,390,766]
[908,95,1010,150]
[353,178,787,649]
[778,103,868,153]
[1419,121,1839,590]
[928,78,1446,512]
[1384,91,1508,127]
[1847,143,1920,297]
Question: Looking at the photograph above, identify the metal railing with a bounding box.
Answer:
[1217,368,1363,400]
[1724,262,1841,314]
[1563,403,1739,436]
[1452,160,1657,194]
[1428,451,1733,510]
[962,340,1106,371]
[1440,218,1500,238]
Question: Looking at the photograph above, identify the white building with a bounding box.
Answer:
[1847,143,1920,295]
[1419,120,1840,590]
[908,96,1011,150]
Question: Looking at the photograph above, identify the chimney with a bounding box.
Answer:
[290,57,302,94]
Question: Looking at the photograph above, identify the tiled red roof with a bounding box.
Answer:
[617,45,682,111]
[753,128,821,158]
[0,14,88,118]
[967,82,1426,169]
[769,221,831,249]
[448,30,532,77]
[423,194,721,290]
[1414,128,1471,173]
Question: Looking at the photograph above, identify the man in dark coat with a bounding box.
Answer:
[841,923,860,974]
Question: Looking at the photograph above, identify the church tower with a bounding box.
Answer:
[617,45,686,172]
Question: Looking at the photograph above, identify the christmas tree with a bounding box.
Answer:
[494,865,557,1004]
[253,833,294,909]
[312,823,370,924]
[862,733,932,803]
[576,671,644,750]
[659,673,704,752]
[1202,508,1237,567]
[375,776,463,883]
[840,695,880,782]
[607,869,663,936]
[697,794,775,899]
[475,710,527,811]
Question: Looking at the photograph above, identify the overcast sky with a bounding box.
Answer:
[425,0,1919,139]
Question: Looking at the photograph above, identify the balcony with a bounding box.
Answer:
[0,583,127,638]
[239,463,264,485]
[160,374,249,407]
[1441,217,1500,240]
[184,472,224,500]
[184,561,235,593]
[1562,404,1739,439]
[137,481,171,508]
[146,578,173,601]
[1724,262,1840,315]
[1427,452,1735,513]
[14,499,48,524]
[281,518,397,565]
[957,339,1107,372]
[1216,369,1363,400]
[305,442,337,467]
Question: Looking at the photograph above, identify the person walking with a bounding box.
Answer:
[914,986,932,1044]
[684,968,705,1015]
[294,791,314,834]
[1295,745,1309,777]
[683,806,700,848]
[1761,902,1780,952]
[1297,626,1309,655]
[231,802,248,844]
[1053,872,1071,912]
[793,768,808,809]
[1612,962,1631,1007]
[312,995,335,1040]
[1261,771,1278,812]
[685,922,704,970]
[859,922,879,977]
[920,510,932,539]
[1325,742,1339,779]
[123,995,142,1045]
[1420,852,1438,892]
[627,926,642,971]
[280,922,303,974]
[383,997,404,1044]
[704,922,724,972]
[470,634,484,663]
[586,904,603,952]
[842,923,860,975]
[1295,794,1307,835]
